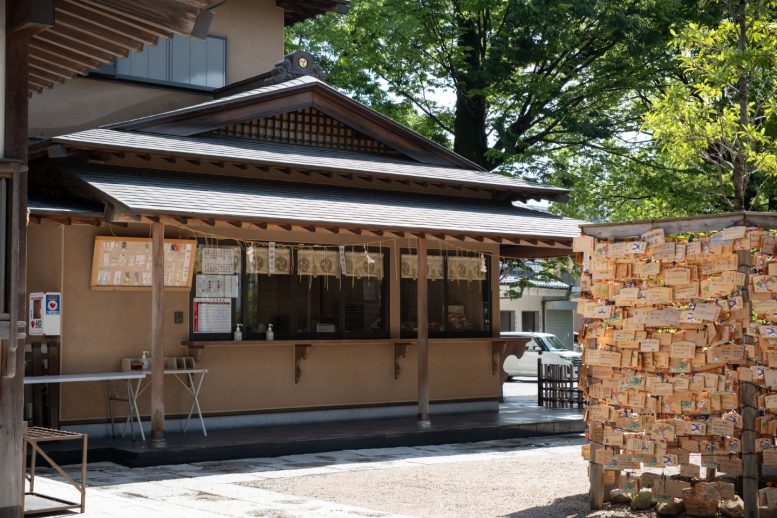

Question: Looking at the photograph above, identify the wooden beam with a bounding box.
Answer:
[417,238,430,427]
[80,0,205,36]
[579,212,769,240]
[500,246,573,259]
[58,0,166,41]
[150,221,166,448]
[54,9,144,52]
[8,0,54,38]
[29,59,74,80]
[27,75,52,91]
[34,30,117,62]
[29,46,85,74]
[29,66,64,84]
[56,0,160,45]
[30,38,102,69]
[42,25,129,58]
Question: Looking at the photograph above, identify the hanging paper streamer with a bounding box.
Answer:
[269,242,276,274]
[339,246,347,273]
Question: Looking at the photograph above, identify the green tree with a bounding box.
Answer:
[642,0,777,211]
[287,0,718,170]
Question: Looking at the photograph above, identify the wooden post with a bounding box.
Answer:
[741,381,757,517]
[738,249,757,517]
[0,10,29,516]
[589,443,605,510]
[416,238,430,428]
[149,221,166,448]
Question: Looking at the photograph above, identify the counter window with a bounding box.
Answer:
[192,243,388,340]
[399,252,491,338]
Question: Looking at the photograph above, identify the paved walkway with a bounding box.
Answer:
[30,434,594,518]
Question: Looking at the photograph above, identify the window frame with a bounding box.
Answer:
[92,33,227,91]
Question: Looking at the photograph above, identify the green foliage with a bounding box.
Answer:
[544,143,729,222]
[642,0,777,210]
[287,0,717,169]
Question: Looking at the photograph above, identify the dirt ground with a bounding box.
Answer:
[243,444,644,518]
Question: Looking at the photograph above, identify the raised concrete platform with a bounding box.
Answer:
[42,400,583,468]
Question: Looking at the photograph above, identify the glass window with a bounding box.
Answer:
[296,275,340,337]
[244,274,292,338]
[343,277,386,337]
[522,311,539,332]
[100,34,226,89]
[500,310,515,332]
[191,243,388,340]
[400,252,490,338]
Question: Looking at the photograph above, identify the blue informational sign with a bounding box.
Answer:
[45,293,60,315]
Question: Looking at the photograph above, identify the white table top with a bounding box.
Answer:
[146,369,208,375]
[24,372,147,384]
[24,368,208,385]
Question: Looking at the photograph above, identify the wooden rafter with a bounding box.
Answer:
[25,0,217,95]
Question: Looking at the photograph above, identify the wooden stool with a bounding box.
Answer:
[22,426,87,515]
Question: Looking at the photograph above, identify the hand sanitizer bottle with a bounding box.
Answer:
[266,324,274,341]
[234,323,243,341]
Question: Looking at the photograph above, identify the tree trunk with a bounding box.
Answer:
[452,12,489,168]
[732,0,749,210]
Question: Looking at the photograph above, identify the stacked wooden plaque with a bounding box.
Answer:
[577,225,777,508]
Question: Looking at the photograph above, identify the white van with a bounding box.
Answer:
[501,332,581,378]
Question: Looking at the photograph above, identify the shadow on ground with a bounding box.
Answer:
[500,493,645,518]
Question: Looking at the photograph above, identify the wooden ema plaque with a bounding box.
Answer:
[91,236,196,291]
[581,224,777,511]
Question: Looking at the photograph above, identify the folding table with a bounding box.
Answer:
[24,371,147,440]
[133,368,209,437]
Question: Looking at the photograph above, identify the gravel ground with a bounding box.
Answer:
[243,439,643,518]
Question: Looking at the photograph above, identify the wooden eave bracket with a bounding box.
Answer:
[294,343,311,384]
[393,341,410,381]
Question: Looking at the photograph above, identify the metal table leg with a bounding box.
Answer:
[121,378,145,441]
[181,371,207,437]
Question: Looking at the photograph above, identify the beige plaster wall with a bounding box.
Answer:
[210,0,285,84]
[27,223,501,423]
[28,0,284,139]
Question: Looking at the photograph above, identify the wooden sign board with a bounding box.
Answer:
[91,236,196,291]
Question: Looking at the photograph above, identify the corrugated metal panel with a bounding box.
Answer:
[71,168,582,239]
[52,128,568,199]
[544,309,573,349]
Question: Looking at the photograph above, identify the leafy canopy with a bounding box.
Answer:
[642,0,777,210]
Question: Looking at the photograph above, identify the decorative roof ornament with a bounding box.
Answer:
[263,51,325,86]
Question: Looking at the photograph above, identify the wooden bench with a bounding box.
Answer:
[23,426,87,515]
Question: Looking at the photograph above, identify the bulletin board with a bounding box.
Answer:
[91,236,197,291]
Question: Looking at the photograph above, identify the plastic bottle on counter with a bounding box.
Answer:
[234,323,243,341]
[266,324,274,341]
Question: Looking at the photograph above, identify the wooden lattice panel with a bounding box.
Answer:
[210,108,401,156]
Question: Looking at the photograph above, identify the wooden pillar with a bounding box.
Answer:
[738,249,757,517]
[589,443,605,510]
[149,221,166,448]
[416,238,430,427]
[0,8,28,516]
[741,381,757,517]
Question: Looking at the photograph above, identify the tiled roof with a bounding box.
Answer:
[53,129,569,201]
[71,167,582,240]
